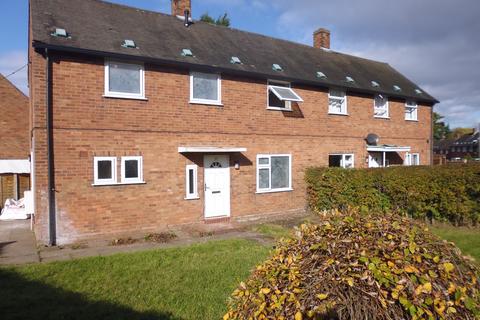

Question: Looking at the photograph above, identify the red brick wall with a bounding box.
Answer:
[30,52,433,244]
[0,76,29,159]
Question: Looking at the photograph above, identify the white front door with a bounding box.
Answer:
[204,155,230,218]
[368,152,383,168]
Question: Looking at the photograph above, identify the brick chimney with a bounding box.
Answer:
[313,28,330,49]
[172,0,191,17]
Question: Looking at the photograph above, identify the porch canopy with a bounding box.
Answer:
[0,159,30,174]
[367,144,410,167]
[367,145,411,153]
[178,147,247,153]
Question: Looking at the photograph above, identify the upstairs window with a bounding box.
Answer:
[328,89,347,115]
[94,157,117,185]
[405,101,418,121]
[374,94,389,118]
[105,61,145,99]
[267,81,291,110]
[257,154,292,193]
[329,154,354,168]
[190,72,221,105]
[121,156,143,184]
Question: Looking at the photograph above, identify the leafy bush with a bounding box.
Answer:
[224,210,480,319]
[305,164,480,225]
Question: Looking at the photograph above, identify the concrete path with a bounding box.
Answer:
[0,220,39,265]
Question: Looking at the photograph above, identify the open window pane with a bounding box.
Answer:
[268,81,291,109]
[192,73,219,101]
[109,62,141,94]
[271,156,289,189]
[124,160,139,179]
[269,86,303,102]
[329,155,342,167]
[98,161,112,179]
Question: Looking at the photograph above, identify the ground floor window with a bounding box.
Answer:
[257,154,292,193]
[94,157,117,185]
[329,154,354,168]
[405,153,420,166]
[121,156,143,183]
[185,164,198,199]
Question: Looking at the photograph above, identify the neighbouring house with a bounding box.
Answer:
[434,130,479,160]
[29,0,438,245]
[0,74,30,209]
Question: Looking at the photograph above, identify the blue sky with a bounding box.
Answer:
[1,0,479,129]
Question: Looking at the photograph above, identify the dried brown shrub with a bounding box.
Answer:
[225,210,480,319]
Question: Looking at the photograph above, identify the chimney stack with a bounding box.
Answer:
[171,0,191,17]
[313,28,330,49]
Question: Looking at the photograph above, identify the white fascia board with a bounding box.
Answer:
[178,147,247,153]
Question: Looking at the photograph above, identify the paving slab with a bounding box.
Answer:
[0,220,39,265]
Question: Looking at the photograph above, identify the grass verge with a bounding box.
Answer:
[1,239,269,320]
[431,225,480,262]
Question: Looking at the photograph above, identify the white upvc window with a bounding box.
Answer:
[256,154,292,193]
[405,101,418,121]
[267,80,303,111]
[121,156,144,183]
[374,94,389,118]
[94,157,117,185]
[328,154,355,168]
[104,60,145,99]
[185,164,199,199]
[190,72,222,105]
[328,89,347,115]
[405,153,420,166]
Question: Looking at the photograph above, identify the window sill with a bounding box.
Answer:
[92,181,146,187]
[328,112,349,116]
[185,196,200,200]
[267,107,293,112]
[374,116,390,119]
[256,188,293,194]
[189,100,224,107]
[405,119,419,122]
[103,94,148,101]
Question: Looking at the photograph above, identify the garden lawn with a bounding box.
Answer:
[431,225,480,262]
[0,239,270,320]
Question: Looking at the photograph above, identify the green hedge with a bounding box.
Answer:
[305,164,480,225]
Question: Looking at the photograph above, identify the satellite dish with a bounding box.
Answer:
[366,133,379,146]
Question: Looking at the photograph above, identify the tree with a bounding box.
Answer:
[200,12,231,27]
[448,127,474,140]
[433,112,451,140]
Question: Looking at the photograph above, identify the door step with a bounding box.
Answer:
[204,216,231,224]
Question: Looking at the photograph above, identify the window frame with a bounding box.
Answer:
[267,80,292,111]
[256,154,292,193]
[104,60,145,100]
[93,156,117,185]
[329,153,355,168]
[120,156,144,184]
[328,89,348,115]
[185,164,199,200]
[405,153,420,166]
[373,94,389,118]
[189,72,222,106]
[405,101,418,121]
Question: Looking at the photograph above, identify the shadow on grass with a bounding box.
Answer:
[0,268,183,320]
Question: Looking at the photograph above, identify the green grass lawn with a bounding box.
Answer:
[431,225,480,262]
[1,239,270,320]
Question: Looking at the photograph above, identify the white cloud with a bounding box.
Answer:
[271,0,480,128]
[0,50,28,96]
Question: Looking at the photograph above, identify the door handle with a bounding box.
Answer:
[212,191,221,194]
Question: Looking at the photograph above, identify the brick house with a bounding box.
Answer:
[29,0,437,245]
[434,130,479,160]
[0,75,30,208]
